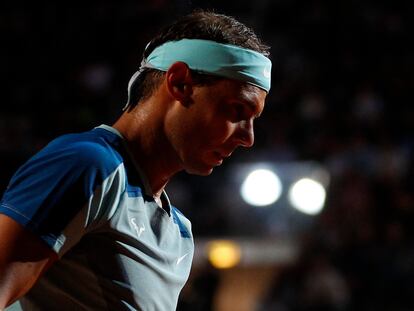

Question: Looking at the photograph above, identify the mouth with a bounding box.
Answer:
[218,150,233,158]
[213,151,233,165]
[210,152,226,165]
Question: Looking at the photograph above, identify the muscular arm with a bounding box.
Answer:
[0,214,58,308]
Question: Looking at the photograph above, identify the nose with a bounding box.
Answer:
[235,119,254,148]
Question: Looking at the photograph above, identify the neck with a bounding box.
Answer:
[112,99,182,200]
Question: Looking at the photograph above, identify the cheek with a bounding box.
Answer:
[183,101,234,147]
[199,120,235,146]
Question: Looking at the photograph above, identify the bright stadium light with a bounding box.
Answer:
[240,169,282,206]
[288,178,326,215]
[207,240,241,269]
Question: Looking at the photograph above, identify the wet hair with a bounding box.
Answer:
[127,10,270,109]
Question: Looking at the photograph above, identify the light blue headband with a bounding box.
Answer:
[125,39,272,108]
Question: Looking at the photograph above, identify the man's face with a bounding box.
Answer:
[166,79,267,175]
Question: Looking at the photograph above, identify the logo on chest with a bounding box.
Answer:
[130,217,146,237]
[176,253,189,265]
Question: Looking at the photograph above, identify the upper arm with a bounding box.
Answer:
[0,213,58,308]
[0,138,124,255]
[0,136,124,307]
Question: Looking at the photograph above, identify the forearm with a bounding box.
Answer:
[0,260,49,308]
[0,214,58,309]
[0,272,24,308]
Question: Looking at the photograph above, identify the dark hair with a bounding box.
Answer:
[127,10,270,109]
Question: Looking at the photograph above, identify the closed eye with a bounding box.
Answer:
[231,102,259,123]
[231,103,251,122]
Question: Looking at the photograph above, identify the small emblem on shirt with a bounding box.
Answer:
[176,253,189,265]
[130,217,145,237]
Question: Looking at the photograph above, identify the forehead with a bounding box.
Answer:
[239,83,267,105]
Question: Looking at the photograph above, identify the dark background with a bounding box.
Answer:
[1,1,414,310]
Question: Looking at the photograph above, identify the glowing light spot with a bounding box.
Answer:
[240,169,282,206]
[288,178,326,215]
[207,240,241,269]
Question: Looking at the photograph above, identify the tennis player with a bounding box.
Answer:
[0,10,271,310]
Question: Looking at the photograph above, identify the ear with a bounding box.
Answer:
[165,61,193,106]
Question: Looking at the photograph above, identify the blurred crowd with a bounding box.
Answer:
[1,1,413,310]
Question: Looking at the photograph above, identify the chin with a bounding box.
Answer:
[182,153,222,176]
[184,162,215,176]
